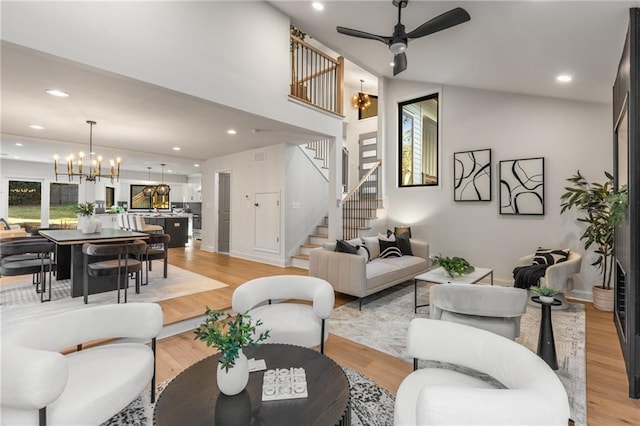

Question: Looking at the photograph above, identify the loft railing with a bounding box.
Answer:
[290,35,344,116]
[342,160,382,240]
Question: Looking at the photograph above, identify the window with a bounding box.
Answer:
[49,182,78,229]
[398,93,439,187]
[8,180,42,232]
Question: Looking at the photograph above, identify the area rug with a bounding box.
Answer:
[329,282,587,426]
[0,265,228,331]
[102,366,395,426]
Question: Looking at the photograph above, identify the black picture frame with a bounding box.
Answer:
[499,157,545,215]
[129,185,170,211]
[454,149,491,201]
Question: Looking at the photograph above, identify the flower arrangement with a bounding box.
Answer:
[194,308,270,372]
[433,254,474,277]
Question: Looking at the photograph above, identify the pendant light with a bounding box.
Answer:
[351,79,371,111]
[155,163,171,196]
[142,167,156,197]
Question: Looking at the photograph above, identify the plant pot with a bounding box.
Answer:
[592,285,614,311]
[539,295,555,304]
[78,216,98,234]
[216,349,249,396]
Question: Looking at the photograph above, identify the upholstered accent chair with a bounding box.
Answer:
[429,283,528,340]
[1,303,163,426]
[394,318,570,426]
[517,251,582,308]
[232,275,334,353]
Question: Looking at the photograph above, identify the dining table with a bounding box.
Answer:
[39,228,149,298]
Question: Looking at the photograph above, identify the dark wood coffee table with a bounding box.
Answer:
[153,343,351,426]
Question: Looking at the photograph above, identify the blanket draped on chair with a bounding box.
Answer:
[513,264,549,289]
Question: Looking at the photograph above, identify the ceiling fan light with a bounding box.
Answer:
[389,41,406,55]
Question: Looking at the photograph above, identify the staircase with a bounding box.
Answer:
[291,216,328,268]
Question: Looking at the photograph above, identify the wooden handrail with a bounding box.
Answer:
[343,160,382,202]
[291,36,338,64]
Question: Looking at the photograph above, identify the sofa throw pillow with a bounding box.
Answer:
[396,233,413,256]
[362,237,380,260]
[356,245,371,263]
[532,247,570,265]
[335,239,359,255]
[379,238,402,258]
[378,232,396,242]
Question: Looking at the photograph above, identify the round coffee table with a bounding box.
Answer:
[153,343,351,426]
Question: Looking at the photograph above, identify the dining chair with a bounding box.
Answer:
[134,215,163,233]
[139,233,171,285]
[82,240,146,304]
[0,238,57,302]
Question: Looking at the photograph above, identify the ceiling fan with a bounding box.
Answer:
[336,0,471,76]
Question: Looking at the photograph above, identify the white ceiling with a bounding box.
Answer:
[1,1,635,177]
[271,0,636,103]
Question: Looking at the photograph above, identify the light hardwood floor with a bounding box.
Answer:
[156,242,640,425]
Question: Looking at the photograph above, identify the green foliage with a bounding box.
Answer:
[433,254,474,277]
[194,308,270,372]
[75,202,95,217]
[560,170,628,290]
[530,285,559,297]
[8,181,41,205]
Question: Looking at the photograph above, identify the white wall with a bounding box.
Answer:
[202,142,328,266]
[382,80,612,299]
[2,1,342,140]
[285,145,328,260]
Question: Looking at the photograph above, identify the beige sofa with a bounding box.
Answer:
[309,236,429,308]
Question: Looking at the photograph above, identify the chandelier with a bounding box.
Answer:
[53,120,121,183]
[351,79,371,111]
[142,163,171,198]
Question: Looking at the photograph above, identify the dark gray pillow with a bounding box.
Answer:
[396,233,413,256]
[335,239,358,254]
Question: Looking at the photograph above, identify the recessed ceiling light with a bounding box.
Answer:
[312,2,324,11]
[15,143,23,147]
[168,169,173,173]
[194,164,200,167]
[172,147,181,151]
[390,62,395,67]
[556,74,572,83]
[29,124,45,130]
[45,89,69,97]
[227,129,237,135]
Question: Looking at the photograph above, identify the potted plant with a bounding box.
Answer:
[560,170,628,311]
[76,202,98,233]
[530,285,559,304]
[194,307,270,396]
[433,254,474,278]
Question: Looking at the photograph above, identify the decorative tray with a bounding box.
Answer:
[261,367,308,401]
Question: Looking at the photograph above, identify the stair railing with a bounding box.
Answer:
[290,35,344,116]
[341,160,382,240]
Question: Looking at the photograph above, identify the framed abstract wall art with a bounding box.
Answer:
[454,149,491,201]
[499,157,545,215]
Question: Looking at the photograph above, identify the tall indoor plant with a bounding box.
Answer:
[560,170,628,310]
[194,308,270,395]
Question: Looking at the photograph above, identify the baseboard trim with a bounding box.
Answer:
[568,289,593,302]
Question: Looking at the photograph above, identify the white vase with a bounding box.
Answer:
[216,350,249,396]
[539,295,555,304]
[78,216,97,233]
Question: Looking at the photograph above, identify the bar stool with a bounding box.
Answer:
[82,240,146,304]
[139,233,171,285]
[0,239,56,302]
[134,215,163,233]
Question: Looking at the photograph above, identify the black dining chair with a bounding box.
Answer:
[0,239,57,302]
[82,240,146,304]
[139,233,171,285]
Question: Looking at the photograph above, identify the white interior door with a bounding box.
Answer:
[254,192,280,253]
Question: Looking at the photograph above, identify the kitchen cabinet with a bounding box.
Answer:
[146,216,189,247]
[95,214,118,229]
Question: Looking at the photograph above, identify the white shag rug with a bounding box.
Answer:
[329,282,587,426]
[0,264,227,331]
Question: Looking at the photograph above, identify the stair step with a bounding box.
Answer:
[301,244,321,249]
[310,233,328,238]
[291,257,310,269]
[292,254,309,260]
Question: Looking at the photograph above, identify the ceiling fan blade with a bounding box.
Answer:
[337,26,391,44]
[406,7,471,39]
[393,52,407,76]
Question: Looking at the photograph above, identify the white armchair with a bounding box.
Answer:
[232,275,334,353]
[1,303,163,426]
[394,318,570,426]
[429,283,528,340]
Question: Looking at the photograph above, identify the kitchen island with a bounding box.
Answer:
[142,215,189,248]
